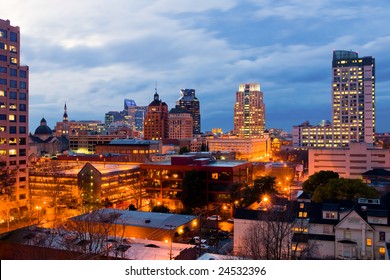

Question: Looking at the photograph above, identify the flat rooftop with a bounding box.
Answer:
[72,209,196,229]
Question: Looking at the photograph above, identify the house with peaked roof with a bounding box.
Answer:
[292,196,390,260]
[335,199,390,260]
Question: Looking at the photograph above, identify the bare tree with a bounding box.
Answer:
[0,161,17,231]
[57,210,127,259]
[29,159,80,227]
[237,209,293,260]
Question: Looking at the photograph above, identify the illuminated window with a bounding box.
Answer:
[9,149,17,156]
[211,173,219,179]
[10,57,17,65]
[0,29,6,38]
[298,211,307,218]
[366,238,372,246]
[9,45,16,53]
[0,90,6,97]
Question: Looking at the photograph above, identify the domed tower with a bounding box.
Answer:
[34,117,53,141]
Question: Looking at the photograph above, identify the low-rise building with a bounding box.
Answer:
[140,155,253,212]
[308,142,390,179]
[29,160,141,210]
[207,136,271,161]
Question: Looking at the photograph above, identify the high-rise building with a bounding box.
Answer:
[233,83,265,138]
[0,19,29,217]
[332,50,375,145]
[293,50,376,148]
[124,99,147,133]
[143,90,169,140]
[168,107,193,139]
[176,89,201,134]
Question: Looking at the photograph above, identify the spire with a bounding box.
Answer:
[154,81,159,101]
[63,102,68,120]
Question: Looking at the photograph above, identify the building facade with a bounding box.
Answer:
[139,155,253,212]
[308,142,390,179]
[95,139,160,163]
[233,83,265,138]
[207,136,271,161]
[143,91,169,140]
[175,89,201,135]
[168,107,193,139]
[0,19,29,219]
[29,160,141,210]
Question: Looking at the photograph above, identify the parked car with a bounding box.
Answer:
[189,236,207,244]
[206,215,222,221]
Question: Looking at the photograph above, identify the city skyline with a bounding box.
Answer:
[2,0,390,133]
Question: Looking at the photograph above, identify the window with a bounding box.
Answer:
[9,114,16,122]
[298,211,308,218]
[9,126,16,134]
[0,43,6,50]
[19,149,26,156]
[0,66,7,73]
[366,238,372,246]
[9,138,17,145]
[0,55,7,61]
[0,90,6,97]
[9,103,16,110]
[19,104,26,111]
[20,70,26,78]
[10,32,17,42]
[0,29,7,38]
[0,114,6,120]
[9,149,17,156]
[0,102,5,109]
[19,92,26,100]
[19,115,26,122]
[20,81,26,89]
[10,80,17,88]
[10,57,17,65]
[379,232,385,241]
[9,45,17,53]
[0,78,6,85]
[9,92,17,99]
[19,194,26,200]
[19,126,26,133]
[10,68,17,77]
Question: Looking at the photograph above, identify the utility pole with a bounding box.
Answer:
[165,224,175,260]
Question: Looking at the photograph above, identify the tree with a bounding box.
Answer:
[179,146,190,154]
[237,209,293,260]
[237,176,277,207]
[151,205,170,213]
[179,170,207,210]
[311,178,379,203]
[302,170,339,195]
[0,162,17,231]
[58,210,125,258]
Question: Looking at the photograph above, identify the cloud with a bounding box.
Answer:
[3,0,390,133]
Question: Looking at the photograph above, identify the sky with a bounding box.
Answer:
[2,0,390,133]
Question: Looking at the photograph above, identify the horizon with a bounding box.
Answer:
[2,0,390,133]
